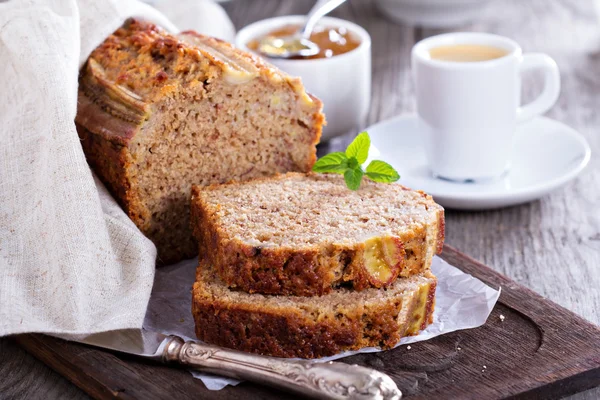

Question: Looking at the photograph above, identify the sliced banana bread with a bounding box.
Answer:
[76,19,324,264]
[191,172,444,296]
[192,260,436,358]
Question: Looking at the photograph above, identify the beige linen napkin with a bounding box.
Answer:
[0,0,231,337]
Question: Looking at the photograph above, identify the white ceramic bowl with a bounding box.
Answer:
[375,0,495,28]
[236,16,372,141]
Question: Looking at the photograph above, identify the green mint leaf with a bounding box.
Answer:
[365,160,400,183]
[344,167,364,191]
[345,132,370,165]
[312,152,348,173]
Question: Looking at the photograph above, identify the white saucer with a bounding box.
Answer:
[366,115,591,210]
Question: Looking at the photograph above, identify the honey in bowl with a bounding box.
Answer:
[247,24,361,59]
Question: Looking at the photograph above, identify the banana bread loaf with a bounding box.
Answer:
[192,259,437,358]
[76,19,324,264]
[191,172,444,296]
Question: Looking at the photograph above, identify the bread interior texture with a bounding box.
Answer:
[127,76,319,262]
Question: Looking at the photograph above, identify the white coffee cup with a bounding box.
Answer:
[236,16,371,142]
[412,32,561,181]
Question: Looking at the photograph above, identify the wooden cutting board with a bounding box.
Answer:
[14,245,600,399]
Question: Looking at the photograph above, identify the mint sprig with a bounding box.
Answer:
[312,132,400,190]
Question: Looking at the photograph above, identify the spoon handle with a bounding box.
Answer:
[301,0,348,39]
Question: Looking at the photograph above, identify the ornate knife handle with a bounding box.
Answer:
[162,335,401,400]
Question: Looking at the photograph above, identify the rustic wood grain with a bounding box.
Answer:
[10,245,600,400]
[2,0,599,399]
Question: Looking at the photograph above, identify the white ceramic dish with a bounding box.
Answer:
[236,16,371,141]
[366,114,591,210]
[375,0,495,28]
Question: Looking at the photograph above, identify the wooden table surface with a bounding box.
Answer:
[2,0,598,399]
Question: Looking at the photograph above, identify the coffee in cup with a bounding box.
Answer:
[429,44,508,62]
[412,33,560,182]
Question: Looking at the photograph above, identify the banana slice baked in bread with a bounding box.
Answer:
[76,19,325,264]
[192,259,437,358]
[191,172,444,296]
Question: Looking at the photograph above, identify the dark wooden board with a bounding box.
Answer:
[13,245,600,399]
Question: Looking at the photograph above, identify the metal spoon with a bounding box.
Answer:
[257,0,348,59]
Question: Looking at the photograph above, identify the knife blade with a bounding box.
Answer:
[78,328,402,400]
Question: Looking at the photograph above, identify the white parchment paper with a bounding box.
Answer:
[144,256,500,390]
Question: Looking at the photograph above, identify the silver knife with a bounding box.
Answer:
[80,328,401,400]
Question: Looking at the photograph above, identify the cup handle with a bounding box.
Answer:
[517,53,560,124]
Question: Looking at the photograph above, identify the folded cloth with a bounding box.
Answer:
[0,0,231,337]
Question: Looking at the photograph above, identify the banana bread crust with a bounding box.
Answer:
[192,262,437,358]
[76,117,152,237]
[190,173,445,296]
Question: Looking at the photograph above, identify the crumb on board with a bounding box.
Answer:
[457,347,462,351]
[499,314,505,321]
[179,318,185,323]
[407,345,411,350]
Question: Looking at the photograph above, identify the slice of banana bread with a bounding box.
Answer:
[192,260,436,358]
[191,172,444,296]
[76,19,324,264]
